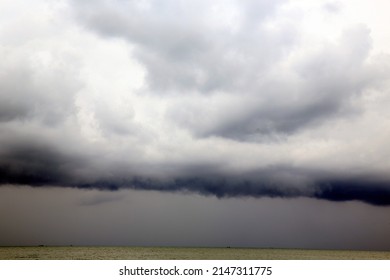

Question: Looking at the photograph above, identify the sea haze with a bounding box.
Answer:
[1,186,390,250]
[1,0,390,250]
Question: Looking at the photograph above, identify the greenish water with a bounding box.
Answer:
[1,247,390,260]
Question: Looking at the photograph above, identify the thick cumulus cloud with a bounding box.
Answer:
[1,0,390,206]
[71,0,383,139]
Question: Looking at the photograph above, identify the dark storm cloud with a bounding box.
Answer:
[110,173,390,206]
[315,179,390,206]
[2,140,390,206]
[0,137,85,186]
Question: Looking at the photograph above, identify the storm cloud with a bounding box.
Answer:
[1,0,390,208]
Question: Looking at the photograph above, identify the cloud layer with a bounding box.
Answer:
[1,0,390,205]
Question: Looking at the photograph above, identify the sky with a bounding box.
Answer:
[1,0,390,249]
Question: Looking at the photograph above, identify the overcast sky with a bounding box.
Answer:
[1,0,390,249]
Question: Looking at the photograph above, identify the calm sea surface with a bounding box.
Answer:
[1,247,390,260]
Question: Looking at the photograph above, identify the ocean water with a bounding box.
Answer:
[1,247,390,260]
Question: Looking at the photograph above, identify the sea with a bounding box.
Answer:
[1,246,390,260]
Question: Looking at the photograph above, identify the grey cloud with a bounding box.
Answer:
[73,0,292,94]
[323,1,342,13]
[0,49,80,126]
[167,25,381,141]
[73,1,383,141]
